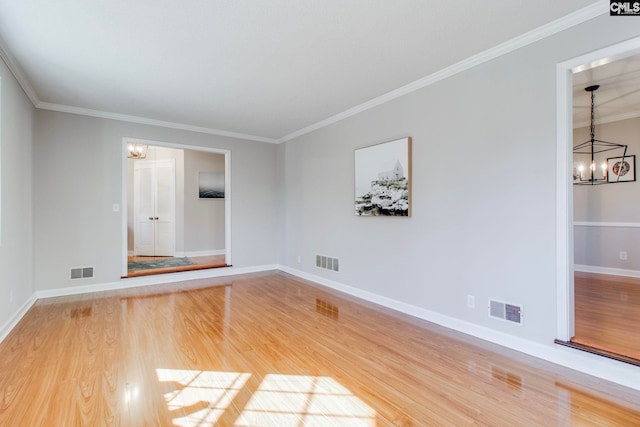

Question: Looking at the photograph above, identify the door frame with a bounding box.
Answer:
[556,36,640,341]
[122,137,232,276]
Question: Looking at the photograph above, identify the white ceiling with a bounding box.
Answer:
[0,0,601,142]
[573,54,640,128]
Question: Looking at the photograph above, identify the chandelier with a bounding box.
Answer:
[127,143,148,159]
[573,85,629,185]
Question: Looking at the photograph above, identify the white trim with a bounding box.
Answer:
[0,36,39,105]
[278,1,608,143]
[557,35,640,345]
[6,264,639,390]
[121,143,129,275]
[0,3,607,145]
[566,38,640,74]
[38,102,277,143]
[0,294,37,344]
[279,265,640,391]
[574,221,640,228]
[36,265,278,299]
[224,151,232,265]
[574,264,640,278]
[556,63,574,342]
[174,249,226,257]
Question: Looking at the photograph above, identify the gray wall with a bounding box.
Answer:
[574,117,640,271]
[278,15,640,346]
[184,150,225,253]
[5,9,640,354]
[0,58,35,329]
[34,110,278,291]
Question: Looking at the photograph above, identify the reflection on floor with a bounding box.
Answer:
[0,271,638,425]
[572,271,640,362]
[126,254,228,277]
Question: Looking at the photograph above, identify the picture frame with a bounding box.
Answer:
[198,172,225,198]
[354,137,411,216]
[607,155,636,183]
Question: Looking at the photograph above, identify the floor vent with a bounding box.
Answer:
[70,267,94,280]
[489,299,523,325]
[315,255,339,272]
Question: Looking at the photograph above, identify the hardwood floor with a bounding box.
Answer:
[1,271,639,426]
[126,255,228,277]
[572,271,640,361]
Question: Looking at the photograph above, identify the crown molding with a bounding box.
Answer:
[0,35,40,106]
[0,34,277,143]
[36,102,278,143]
[1,1,608,144]
[277,1,608,143]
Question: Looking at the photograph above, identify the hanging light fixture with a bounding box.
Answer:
[573,85,629,185]
[127,143,148,159]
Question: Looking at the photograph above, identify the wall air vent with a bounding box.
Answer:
[70,267,94,280]
[489,299,523,325]
[316,255,339,272]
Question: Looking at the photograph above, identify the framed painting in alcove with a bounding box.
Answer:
[198,172,225,198]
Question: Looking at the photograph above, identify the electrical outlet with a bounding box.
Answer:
[467,295,475,308]
[620,251,628,260]
[297,255,301,264]
[113,203,120,212]
[9,290,14,303]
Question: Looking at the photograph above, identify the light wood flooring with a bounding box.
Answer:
[572,271,640,361]
[126,255,228,277]
[1,271,639,425]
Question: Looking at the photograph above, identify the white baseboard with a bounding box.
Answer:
[0,294,37,344]
[35,264,278,299]
[278,265,640,391]
[173,249,226,258]
[11,263,640,391]
[574,264,640,278]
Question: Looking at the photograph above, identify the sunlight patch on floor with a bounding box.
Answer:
[156,369,376,426]
[235,374,376,426]
[156,368,251,426]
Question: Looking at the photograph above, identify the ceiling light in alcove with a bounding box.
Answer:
[127,143,148,159]
[573,85,631,185]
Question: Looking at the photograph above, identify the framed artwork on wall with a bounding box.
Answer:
[198,172,225,198]
[354,137,411,216]
[607,155,636,183]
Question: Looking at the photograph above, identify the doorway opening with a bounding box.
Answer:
[122,138,232,277]
[556,36,640,363]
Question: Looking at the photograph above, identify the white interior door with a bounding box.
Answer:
[134,160,175,256]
